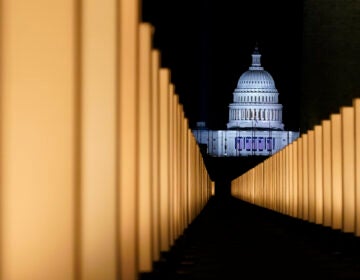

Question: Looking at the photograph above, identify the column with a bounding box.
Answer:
[151,50,160,261]
[314,125,323,225]
[81,0,118,278]
[159,68,170,252]
[118,0,139,278]
[354,99,360,236]
[138,23,153,273]
[308,130,315,223]
[0,1,80,279]
[331,114,342,230]
[322,120,332,227]
[341,107,355,233]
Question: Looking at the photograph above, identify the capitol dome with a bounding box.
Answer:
[227,46,284,130]
[237,70,275,89]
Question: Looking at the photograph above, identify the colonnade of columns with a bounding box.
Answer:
[230,108,282,121]
[232,98,360,236]
[0,1,213,279]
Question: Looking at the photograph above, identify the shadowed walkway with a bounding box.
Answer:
[145,195,360,280]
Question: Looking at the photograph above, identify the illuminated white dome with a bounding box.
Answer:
[227,46,284,130]
[237,70,276,90]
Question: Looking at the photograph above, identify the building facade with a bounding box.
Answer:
[193,47,300,157]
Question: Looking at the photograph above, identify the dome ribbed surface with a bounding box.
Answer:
[227,47,285,130]
[237,70,275,89]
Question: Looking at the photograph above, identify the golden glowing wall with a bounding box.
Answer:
[0,0,213,279]
[231,98,360,237]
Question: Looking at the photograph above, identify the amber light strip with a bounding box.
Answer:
[231,98,360,238]
[354,99,360,237]
[0,0,79,279]
[341,107,355,233]
[314,125,323,225]
[0,0,213,278]
[81,0,117,278]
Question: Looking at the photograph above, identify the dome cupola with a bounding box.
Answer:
[227,46,285,130]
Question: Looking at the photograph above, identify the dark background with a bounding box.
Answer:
[142,0,304,132]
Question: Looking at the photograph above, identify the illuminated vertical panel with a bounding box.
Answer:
[279,151,283,213]
[168,84,174,246]
[180,103,184,237]
[183,125,189,228]
[0,1,79,279]
[354,99,360,236]
[289,144,294,217]
[276,150,281,210]
[331,114,342,230]
[81,0,117,278]
[263,161,268,208]
[251,168,255,204]
[308,130,315,223]
[182,118,188,230]
[187,132,192,218]
[341,107,355,233]
[270,157,273,209]
[118,0,139,278]
[260,163,264,207]
[314,125,323,225]
[298,137,303,220]
[283,150,286,213]
[187,130,193,223]
[285,148,289,214]
[172,90,176,243]
[302,134,309,221]
[137,23,153,273]
[278,153,281,212]
[283,150,287,214]
[179,106,185,238]
[267,157,270,208]
[151,50,160,261]
[293,141,298,218]
[159,68,170,252]
[175,91,180,241]
[322,120,332,227]
[286,147,290,215]
[275,153,279,211]
[278,153,282,212]
[272,156,274,209]
[292,141,299,218]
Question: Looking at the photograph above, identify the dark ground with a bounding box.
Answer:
[142,194,360,280]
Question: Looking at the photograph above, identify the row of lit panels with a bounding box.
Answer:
[0,0,213,279]
[232,99,360,237]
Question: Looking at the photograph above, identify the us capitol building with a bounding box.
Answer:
[192,47,300,157]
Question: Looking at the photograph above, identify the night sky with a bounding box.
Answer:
[142,0,304,132]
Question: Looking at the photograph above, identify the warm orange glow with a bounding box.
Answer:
[81,0,118,278]
[341,107,355,233]
[292,142,299,218]
[231,99,360,238]
[297,137,304,219]
[138,23,153,272]
[1,0,78,278]
[331,114,342,230]
[0,1,214,278]
[302,134,309,221]
[308,130,315,223]
[288,144,294,217]
[314,125,324,225]
[159,68,170,252]
[322,120,332,227]
[118,0,139,279]
[355,99,360,236]
[151,49,161,262]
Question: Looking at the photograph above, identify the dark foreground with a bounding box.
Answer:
[142,196,360,280]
